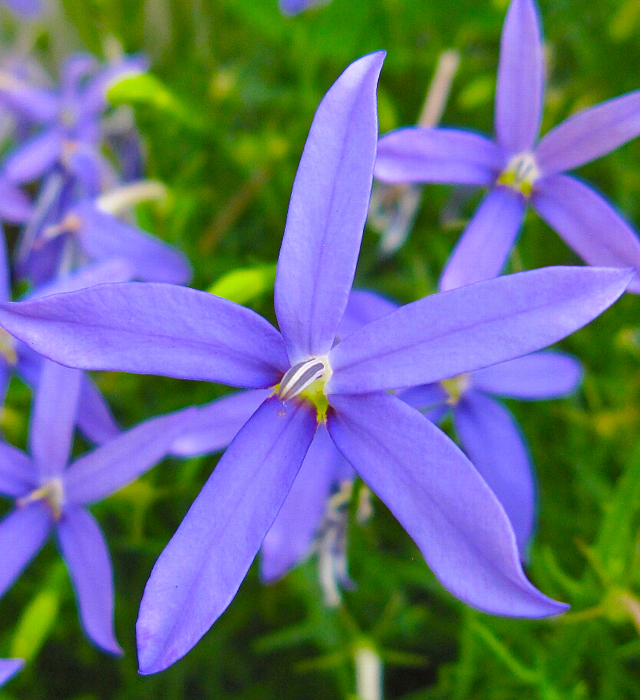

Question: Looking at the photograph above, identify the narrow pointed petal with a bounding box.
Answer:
[65,408,196,505]
[338,289,398,339]
[533,175,640,292]
[327,392,565,615]
[261,424,344,582]
[137,396,317,674]
[0,179,32,224]
[375,128,504,185]
[3,128,63,184]
[170,389,271,457]
[74,201,192,285]
[454,391,535,555]
[495,0,544,154]
[274,52,384,363]
[439,187,525,292]
[77,375,120,445]
[0,283,289,387]
[56,505,122,654]
[28,258,135,300]
[535,90,640,175]
[0,659,24,687]
[0,443,36,497]
[472,351,581,399]
[0,81,57,122]
[30,360,81,478]
[328,266,633,394]
[0,231,10,302]
[397,383,448,411]
[0,503,52,597]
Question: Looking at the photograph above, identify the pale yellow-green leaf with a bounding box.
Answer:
[208,264,277,305]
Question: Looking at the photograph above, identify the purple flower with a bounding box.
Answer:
[0,52,633,674]
[0,358,193,653]
[375,0,640,292]
[0,658,23,687]
[0,53,146,193]
[401,351,581,556]
[279,0,329,16]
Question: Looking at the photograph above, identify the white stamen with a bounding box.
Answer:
[96,180,168,215]
[278,357,327,402]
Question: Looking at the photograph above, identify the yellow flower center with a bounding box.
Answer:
[497,152,539,197]
[441,373,470,405]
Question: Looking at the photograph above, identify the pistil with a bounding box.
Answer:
[17,478,64,520]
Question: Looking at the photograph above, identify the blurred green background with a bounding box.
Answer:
[2,0,640,697]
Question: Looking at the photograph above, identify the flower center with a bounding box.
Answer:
[441,373,470,405]
[0,327,17,366]
[17,478,65,520]
[277,356,332,421]
[497,152,539,197]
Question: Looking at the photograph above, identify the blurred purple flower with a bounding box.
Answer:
[0,358,193,653]
[0,658,23,687]
[0,53,146,193]
[0,52,633,674]
[375,0,640,292]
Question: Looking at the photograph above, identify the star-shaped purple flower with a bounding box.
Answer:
[0,53,146,194]
[0,358,193,653]
[0,52,633,674]
[375,0,640,292]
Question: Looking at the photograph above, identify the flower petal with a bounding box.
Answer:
[495,0,544,154]
[374,128,504,185]
[0,179,32,224]
[337,289,399,339]
[0,283,290,388]
[0,443,36,497]
[327,392,565,616]
[397,383,448,411]
[454,391,535,556]
[472,350,582,399]
[28,258,135,300]
[0,659,24,687]
[56,505,122,654]
[170,389,271,457]
[535,90,640,175]
[439,186,526,291]
[137,396,317,674]
[261,424,345,582]
[3,128,63,184]
[77,374,121,445]
[65,408,196,505]
[274,52,384,363]
[533,175,640,292]
[328,266,633,394]
[0,82,57,122]
[30,359,82,478]
[74,201,192,285]
[0,502,51,598]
